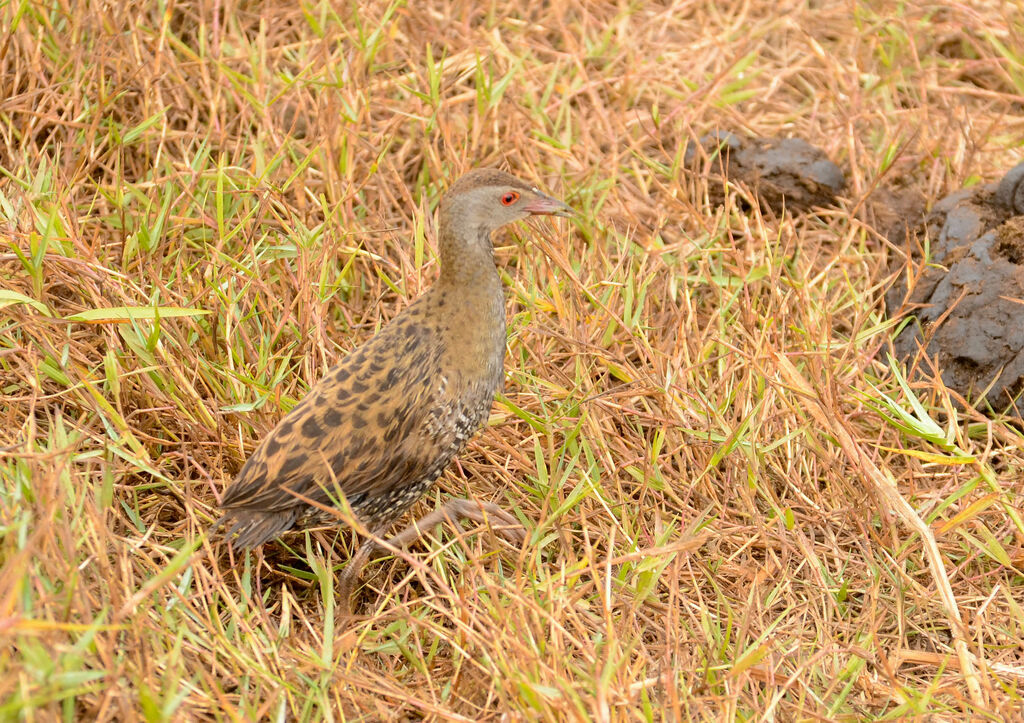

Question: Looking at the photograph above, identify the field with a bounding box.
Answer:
[2,1,1023,720]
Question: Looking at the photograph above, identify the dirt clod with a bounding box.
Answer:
[684,131,845,214]
[995,216,1024,264]
[996,161,1024,214]
[886,167,1024,418]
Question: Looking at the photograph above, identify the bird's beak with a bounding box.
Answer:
[523,192,575,218]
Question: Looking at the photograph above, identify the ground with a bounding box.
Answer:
[1,1,1023,720]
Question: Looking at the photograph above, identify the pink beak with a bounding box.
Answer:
[523,193,574,217]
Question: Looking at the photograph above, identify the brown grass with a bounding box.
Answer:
[2,1,1023,720]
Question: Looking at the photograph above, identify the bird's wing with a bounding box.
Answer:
[220,314,448,515]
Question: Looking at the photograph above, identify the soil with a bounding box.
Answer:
[684,131,846,214]
[884,162,1024,418]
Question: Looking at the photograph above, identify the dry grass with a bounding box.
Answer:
[2,1,1024,720]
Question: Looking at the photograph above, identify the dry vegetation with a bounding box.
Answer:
[2,0,1024,720]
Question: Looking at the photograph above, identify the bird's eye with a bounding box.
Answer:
[501,191,520,206]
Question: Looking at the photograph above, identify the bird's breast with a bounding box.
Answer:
[426,282,506,451]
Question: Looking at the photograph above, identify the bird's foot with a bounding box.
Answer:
[388,497,526,548]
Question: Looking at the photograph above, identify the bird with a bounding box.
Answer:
[216,168,572,612]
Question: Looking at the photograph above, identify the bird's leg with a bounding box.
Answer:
[337,535,381,619]
[338,499,525,617]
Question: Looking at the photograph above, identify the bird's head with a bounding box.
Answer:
[440,168,573,237]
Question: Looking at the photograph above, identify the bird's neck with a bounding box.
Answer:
[431,217,507,388]
[437,217,501,292]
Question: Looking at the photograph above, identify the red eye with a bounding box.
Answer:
[501,191,520,206]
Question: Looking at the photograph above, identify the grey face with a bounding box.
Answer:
[453,184,573,235]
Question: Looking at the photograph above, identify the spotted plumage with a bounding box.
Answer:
[217,169,572,558]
